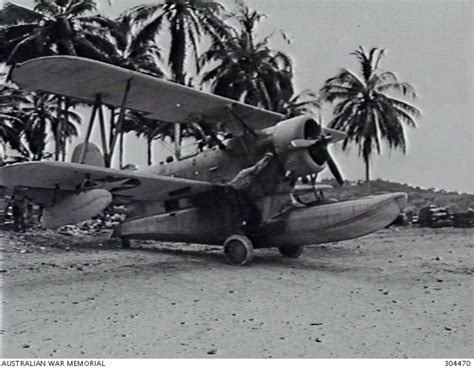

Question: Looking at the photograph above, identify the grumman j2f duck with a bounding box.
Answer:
[0,56,407,265]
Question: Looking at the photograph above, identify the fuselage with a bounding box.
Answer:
[117,131,408,248]
[137,132,274,186]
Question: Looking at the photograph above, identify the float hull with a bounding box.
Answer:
[117,193,407,247]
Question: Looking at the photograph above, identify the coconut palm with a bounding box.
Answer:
[125,0,229,84]
[50,96,82,160]
[0,85,28,157]
[199,4,296,112]
[276,89,321,118]
[14,93,81,161]
[0,0,112,65]
[320,46,421,182]
[105,1,229,163]
[88,14,164,77]
[0,0,108,162]
[73,13,166,167]
[124,112,174,166]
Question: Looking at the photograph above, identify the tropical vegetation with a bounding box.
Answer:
[320,46,421,182]
[0,0,110,65]
[0,0,419,183]
[0,85,27,158]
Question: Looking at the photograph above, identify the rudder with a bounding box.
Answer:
[71,142,105,167]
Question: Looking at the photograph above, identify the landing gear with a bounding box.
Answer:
[279,246,303,258]
[120,237,131,248]
[224,234,254,266]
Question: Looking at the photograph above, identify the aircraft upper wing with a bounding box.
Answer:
[11,56,285,132]
[0,161,215,204]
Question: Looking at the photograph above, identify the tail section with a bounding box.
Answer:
[71,143,105,167]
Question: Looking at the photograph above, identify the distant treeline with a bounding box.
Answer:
[321,178,474,213]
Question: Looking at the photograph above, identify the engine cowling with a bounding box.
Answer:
[272,115,327,177]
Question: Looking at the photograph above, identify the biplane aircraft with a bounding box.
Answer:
[0,56,407,265]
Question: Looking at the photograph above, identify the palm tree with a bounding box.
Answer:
[0,85,28,158]
[200,3,312,115]
[119,1,230,160]
[276,89,321,118]
[0,0,114,65]
[89,14,165,77]
[124,112,174,166]
[72,13,167,167]
[126,0,229,84]
[320,46,421,182]
[0,0,109,163]
[14,92,81,161]
[50,96,82,160]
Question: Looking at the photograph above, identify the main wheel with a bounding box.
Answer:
[224,234,254,266]
[279,246,303,258]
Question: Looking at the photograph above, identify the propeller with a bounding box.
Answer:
[290,133,345,186]
[309,142,344,186]
[325,151,344,186]
[290,136,329,148]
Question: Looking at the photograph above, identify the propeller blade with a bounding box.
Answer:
[322,127,346,143]
[290,138,319,148]
[291,134,332,149]
[325,151,344,186]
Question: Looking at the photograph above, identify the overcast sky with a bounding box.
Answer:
[7,0,474,193]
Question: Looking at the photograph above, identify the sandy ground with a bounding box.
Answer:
[0,227,472,358]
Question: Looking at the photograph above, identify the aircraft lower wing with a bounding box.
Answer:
[0,161,214,205]
[11,56,284,132]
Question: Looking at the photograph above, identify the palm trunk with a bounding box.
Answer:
[147,137,152,166]
[259,81,273,111]
[0,141,6,161]
[54,96,65,161]
[365,159,371,193]
[54,125,60,161]
[61,98,70,161]
[62,140,67,161]
[119,131,124,169]
[365,159,370,182]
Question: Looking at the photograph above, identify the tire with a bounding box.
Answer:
[279,246,303,258]
[224,234,254,266]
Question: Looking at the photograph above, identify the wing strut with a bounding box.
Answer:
[79,94,109,165]
[174,122,181,160]
[79,94,101,163]
[108,78,132,167]
[225,104,258,138]
[97,102,108,160]
[225,104,259,162]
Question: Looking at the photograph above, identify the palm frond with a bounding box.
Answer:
[33,0,60,17]
[376,82,417,98]
[379,94,422,116]
[0,2,43,24]
[66,0,97,17]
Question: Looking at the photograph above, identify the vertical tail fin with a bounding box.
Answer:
[71,143,105,167]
